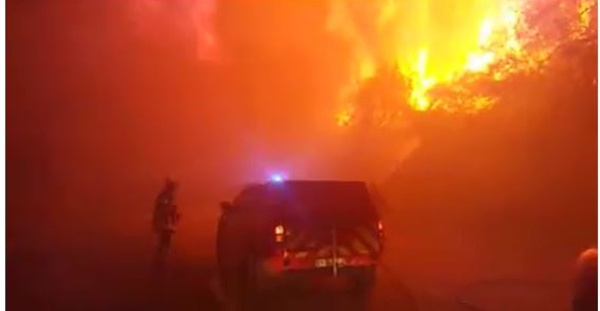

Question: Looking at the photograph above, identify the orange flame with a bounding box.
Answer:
[329,0,574,124]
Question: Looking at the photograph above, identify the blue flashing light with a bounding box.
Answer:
[270,174,285,183]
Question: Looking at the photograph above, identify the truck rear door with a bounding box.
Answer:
[278,181,382,271]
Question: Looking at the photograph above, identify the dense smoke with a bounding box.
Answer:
[7,0,379,253]
[7,1,597,309]
[8,0,597,238]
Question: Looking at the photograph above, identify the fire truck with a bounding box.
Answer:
[216,178,384,309]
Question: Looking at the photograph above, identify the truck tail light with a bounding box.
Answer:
[377,221,384,238]
[274,224,285,243]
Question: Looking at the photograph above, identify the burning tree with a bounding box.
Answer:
[335,0,596,125]
[329,0,597,184]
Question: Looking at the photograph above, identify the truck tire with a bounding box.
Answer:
[239,254,265,310]
[353,267,376,309]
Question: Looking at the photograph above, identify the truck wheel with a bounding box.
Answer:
[241,255,263,310]
[246,256,280,308]
[353,268,376,308]
[356,267,376,288]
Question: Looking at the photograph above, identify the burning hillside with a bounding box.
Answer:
[332,0,597,126]
[123,0,595,182]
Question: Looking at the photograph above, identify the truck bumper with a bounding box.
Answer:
[255,260,376,293]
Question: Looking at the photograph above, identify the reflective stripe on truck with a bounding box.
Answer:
[285,226,380,259]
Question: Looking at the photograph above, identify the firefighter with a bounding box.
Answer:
[572,247,597,311]
[153,178,180,256]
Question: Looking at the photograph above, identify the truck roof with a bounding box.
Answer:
[232,180,379,225]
